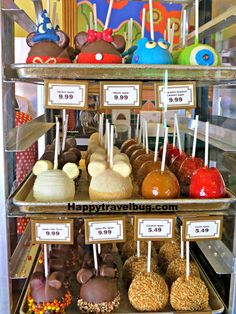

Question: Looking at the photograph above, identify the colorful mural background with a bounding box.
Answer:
[77,0,182,45]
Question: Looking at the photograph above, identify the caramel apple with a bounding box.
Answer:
[125,144,143,158]
[178,156,203,195]
[120,139,137,153]
[141,169,180,199]
[130,148,147,165]
[189,166,226,198]
[132,153,154,178]
[136,160,162,188]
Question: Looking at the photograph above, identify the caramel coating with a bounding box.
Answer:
[136,160,162,188]
[121,239,157,262]
[125,144,143,158]
[120,139,137,153]
[158,241,181,272]
[170,275,209,311]
[132,153,154,178]
[128,272,169,312]
[141,170,180,199]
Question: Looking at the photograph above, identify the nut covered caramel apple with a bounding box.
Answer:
[189,166,226,198]
[141,169,180,199]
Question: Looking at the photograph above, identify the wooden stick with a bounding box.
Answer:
[192,115,199,158]
[154,123,160,162]
[147,241,152,272]
[161,127,168,172]
[44,244,49,278]
[149,0,154,41]
[93,3,98,31]
[204,121,209,167]
[141,8,146,38]
[104,0,114,30]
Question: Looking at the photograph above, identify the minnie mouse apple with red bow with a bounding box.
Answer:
[74,29,126,64]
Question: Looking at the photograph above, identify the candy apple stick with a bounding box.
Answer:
[89,11,93,29]
[52,1,57,27]
[174,114,182,154]
[180,226,184,259]
[110,125,114,168]
[173,119,176,147]
[128,18,133,49]
[147,240,152,272]
[93,3,98,31]
[44,244,49,278]
[182,9,187,47]
[138,118,143,145]
[142,120,146,149]
[145,120,149,154]
[128,126,131,139]
[167,18,171,43]
[149,0,154,41]
[97,243,101,254]
[192,115,199,158]
[53,120,60,169]
[141,8,146,38]
[93,244,98,274]
[154,123,160,162]
[204,121,209,167]
[186,241,190,279]
[62,114,68,151]
[105,119,109,150]
[195,0,199,44]
[135,114,140,140]
[169,22,175,53]
[104,0,114,30]
[161,127,168,172]
[164,30,167,41]
[137,240,140,258]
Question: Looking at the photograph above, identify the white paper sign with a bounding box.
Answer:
[48,82,87,107]
[34,222,72,243]
[86,219,124,243]
[156,82,196,109]
[103,84,141,108]
[185,219,222,240]
[136,217,174,240]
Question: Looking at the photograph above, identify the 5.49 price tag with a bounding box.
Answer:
[134,215,175,241]
[183,216,223,241]
[45,80,88,109]
[101,81,142,109]
[84,217,125,244]
[31,219,74,244]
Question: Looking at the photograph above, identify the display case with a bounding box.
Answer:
[1,1,236,314]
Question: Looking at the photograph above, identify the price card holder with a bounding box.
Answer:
[31,219,74,244]
[183,216,223,241]
[134,215,175,241]
[84,216,125,244]
[155,81,196,110]
[100,81,142,109]
[45,79,88,109]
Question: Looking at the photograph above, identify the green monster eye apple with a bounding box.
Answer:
[177,44,221,66]
[172,48,184,64]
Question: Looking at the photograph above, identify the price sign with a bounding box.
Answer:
[84,217,125,244]
[31,219,74,244]
[183,216,223,241]
[45,80,88,109]
[155,81,196,110]
[134,215,175,241]
[101,81,142,109]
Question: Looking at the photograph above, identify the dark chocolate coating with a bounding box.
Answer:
[68,147,81,161]
[28,41,70,58]
[79,277,118,303]
[62,151,79,163]
[41,151,55,162]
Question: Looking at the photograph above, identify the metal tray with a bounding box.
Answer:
[19,252,224,314]
[13,168,235,214]
[7,64,236,83]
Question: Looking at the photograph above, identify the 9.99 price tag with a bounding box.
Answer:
[45,80,88,109]
[183,216,223,241]
[31,219,74,244]
[134,215,175,241]
[84,217,125,244]
[101,82,142,109]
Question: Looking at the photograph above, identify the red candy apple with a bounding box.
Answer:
[178,156,203,195]
[158,143,173,159]
[189,166,226,198]
[166,147,180,166]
